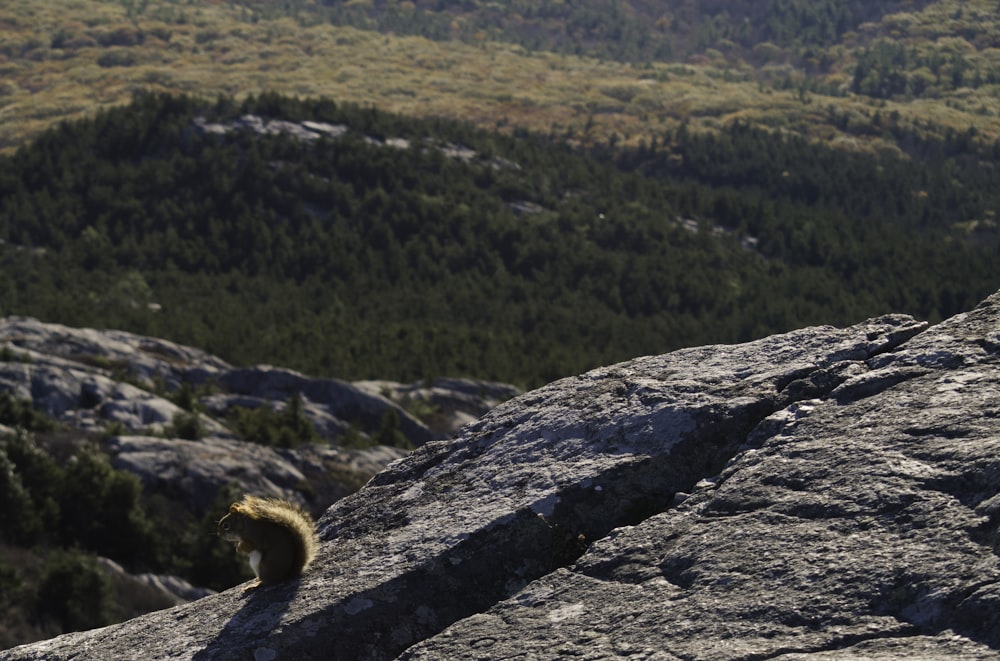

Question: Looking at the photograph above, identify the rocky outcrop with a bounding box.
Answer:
[96,557,215,605]
[3,317,520,474]
[191,115,520,172]
[0,316,433,445]
[0,317,516,515]
[212,366,434,446]
[3,291,1000,660]
[105,434,408,514]
[353,377,520,438]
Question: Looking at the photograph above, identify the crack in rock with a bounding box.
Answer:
[396,295,1000,659]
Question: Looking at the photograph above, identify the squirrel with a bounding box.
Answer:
[218,495,319,590]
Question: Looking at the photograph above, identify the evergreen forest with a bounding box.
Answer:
[1,92,997,388]
[268,0,933,64]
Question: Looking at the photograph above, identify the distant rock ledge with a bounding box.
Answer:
[3,290,1000,659]
[0,316,518,514]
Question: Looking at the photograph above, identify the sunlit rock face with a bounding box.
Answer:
[4,290,1000,660]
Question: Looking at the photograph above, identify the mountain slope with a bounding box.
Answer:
[312,0,936,61]
[1,0,998,156]
[1,92,997,387]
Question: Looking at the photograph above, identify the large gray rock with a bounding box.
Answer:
[354,377,521,438]
[0,359,197,434]
[1,317,516,448]
[0,317,233,436]
[96,557,215,605]
[400,295,1000,659]
[215,366,433,446]
[0,317,437,446]
[4,292,1000,660]
[0,316,231,388]
[106,434,409,515]
[0,317,516,567]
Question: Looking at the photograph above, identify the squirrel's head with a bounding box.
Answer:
[217,504,246,541]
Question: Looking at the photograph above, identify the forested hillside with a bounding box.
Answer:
[312,0,929,62]
[1,92,997,387]
[3,1,998,159]
[276,0,999,94]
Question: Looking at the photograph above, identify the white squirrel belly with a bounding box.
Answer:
[248,550,263,578]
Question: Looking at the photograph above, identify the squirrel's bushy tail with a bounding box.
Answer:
[233,495,319,569]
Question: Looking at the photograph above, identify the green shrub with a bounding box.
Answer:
[0,345,13,362]
[57,449,158,568]
[229,393,320,448]
[0,557,34,650]
[34,549,119,632]
[0,431,61,543]
[168,411,203,440]
[168,381,200,412]
[375,409,412,450]
[0,392,57,432]
[339,424,375,450]
[0,451,44,545]
[96,48,137,67]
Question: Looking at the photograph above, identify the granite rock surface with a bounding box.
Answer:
[3,291,999,660]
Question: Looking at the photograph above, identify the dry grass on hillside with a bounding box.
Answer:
[0,0,998,154]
